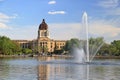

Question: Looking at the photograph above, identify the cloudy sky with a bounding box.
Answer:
[0,0,120,43]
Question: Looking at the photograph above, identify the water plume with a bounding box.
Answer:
[74,12,104,63]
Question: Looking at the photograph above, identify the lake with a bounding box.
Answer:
[0,57,120,80]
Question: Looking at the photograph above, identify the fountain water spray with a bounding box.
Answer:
[74,12,104,63]
[82,12,89,62]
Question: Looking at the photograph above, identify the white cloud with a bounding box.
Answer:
[0,23,10,29]
[0,25,38,40]
[0,13,18,23]
[97,0,120,16]
[89,22,120,37]
[89,21,120,43]
[49,21,120,43]
[0,13,10,19]
[48,11,66,15]
[106,7,120,15]
[0,13,18,29]
[49,23,81,40]
[48,0,56,5]
[98,0,119,8]
[0,13,17,19]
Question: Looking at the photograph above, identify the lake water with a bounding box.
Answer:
[0,57,120,80]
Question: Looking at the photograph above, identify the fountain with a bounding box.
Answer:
[74,12,104,63]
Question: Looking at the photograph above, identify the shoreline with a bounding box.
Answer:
[94,56,120,59]
[0,55,120,59]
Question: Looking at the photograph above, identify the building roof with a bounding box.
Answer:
[39,19,48,30]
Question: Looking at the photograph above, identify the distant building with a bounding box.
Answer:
[13,19,66,53]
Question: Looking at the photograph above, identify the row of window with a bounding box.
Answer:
[56,43,65,46]
[56,46,64,49]
[41,32,48,36]
[20,43,30,48]
[40,42,47,44]
[39,42,65,45]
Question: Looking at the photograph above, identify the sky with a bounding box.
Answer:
[0,0,120,43]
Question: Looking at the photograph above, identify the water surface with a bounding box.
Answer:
[0,57,120,80]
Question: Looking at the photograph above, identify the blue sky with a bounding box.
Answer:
[0,0,120,43]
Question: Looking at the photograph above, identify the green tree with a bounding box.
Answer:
[110,40,120,56]
[89,37,104,55]
[89,37,104,45]
[64,38,80,54]
[109,45,119,56]
[0,36,21,55]
[22,48,32,54]
[98,43,110,56]
[64,37,104,55]
[98,40,120,56]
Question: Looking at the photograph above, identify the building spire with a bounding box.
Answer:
[42,19,45,23]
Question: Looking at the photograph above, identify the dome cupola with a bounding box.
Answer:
[38,19,50,39]
[39,19,48,30]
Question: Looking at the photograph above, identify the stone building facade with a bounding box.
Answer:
[13,19,66,53]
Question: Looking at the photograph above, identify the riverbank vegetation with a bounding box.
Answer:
[98,40,120,56]
[64,38,120,56]
[0,35,120,57]
[0,36,21,55]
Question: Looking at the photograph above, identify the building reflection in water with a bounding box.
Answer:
[37,57,50,80]
[38,65,48,80]
[37,57,89,80]
[37,57,65,80]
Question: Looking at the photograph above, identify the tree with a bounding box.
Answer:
[110,40,120,56]
[98,40,120,56]
[89,37,104,55]
[89,37,104,45]
[0,36,21,55]
[109,45,119,56]
[64,38,80,54]
[98,43,110,56]
[22,48,32,54]
[64,37,104,56]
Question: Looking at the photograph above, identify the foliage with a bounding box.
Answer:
[109,45,119,56]
[110,40,120,56]
[54,49,64,55]
[0,36,21,55]
[98,40,120,56]
[89,37,104,55]
[98,43,110,56]
[33,45,48,53]
[42,46,48,53]
[64,38,80,54]
[64,37,104,55]
[89,37,104,45]
[22,48,32,54]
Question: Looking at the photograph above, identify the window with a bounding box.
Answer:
[41,32,44,36]
[45,32,47,36]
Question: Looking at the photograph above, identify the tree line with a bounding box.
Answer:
[1,35,120,56]
[98,40,120,56]
[0,36,32,55]
[0,36,21,55]
[63,38,120,56]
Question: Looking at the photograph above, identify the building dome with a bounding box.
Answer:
[39,19,48,30]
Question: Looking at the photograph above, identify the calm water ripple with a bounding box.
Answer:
[0,57,120,80]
